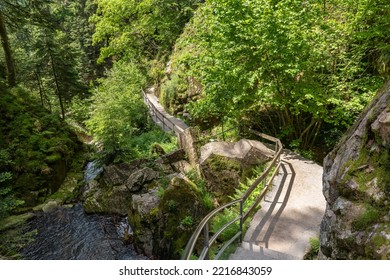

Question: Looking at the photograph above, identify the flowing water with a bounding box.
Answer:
[83,160,103,182]
[21,162,146,260]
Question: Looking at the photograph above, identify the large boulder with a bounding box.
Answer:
[125,167,159,192]
[319,82,390,259]
[128,189,161,257]
[83,163,158,215]
[199,139,273,166]
[102,160,148,186]
[128,176,208,259]
[199,139,273,203]
[83,183,131,215]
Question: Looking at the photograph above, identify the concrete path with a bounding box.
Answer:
[142,88,325,259]
[143,87,188,135]
[230,150,326,260]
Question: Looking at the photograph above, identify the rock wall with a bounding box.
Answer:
[320,82,390,259]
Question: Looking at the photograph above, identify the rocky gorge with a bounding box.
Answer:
[80,128,274,259]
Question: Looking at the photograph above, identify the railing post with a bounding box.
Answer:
[204,223,210,260]
[239,200,243,243]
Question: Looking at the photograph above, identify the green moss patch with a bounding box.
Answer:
[0,213,34,232]
[352,204,381,231]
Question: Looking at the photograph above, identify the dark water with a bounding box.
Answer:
[22,204,146,260]
[21,161,147,260]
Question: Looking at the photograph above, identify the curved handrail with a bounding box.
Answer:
[181,129,283,260]
[142,89,185,136]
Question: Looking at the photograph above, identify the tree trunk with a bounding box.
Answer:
[0,12,16,87]
[48,48,65,119]
[35,70,44,106]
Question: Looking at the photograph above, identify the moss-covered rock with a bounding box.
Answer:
[0,213,34,232]
[128,188,161,257]
[82,162,160,215]
[320,81,390,259]
[201,154,242,203]
[128,176,208,259]
[157,177,207,259]
[199,139,272,204]
[83,183,132,215]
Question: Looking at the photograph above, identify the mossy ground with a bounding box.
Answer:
[0,86,88,259]
[0,86,86,209]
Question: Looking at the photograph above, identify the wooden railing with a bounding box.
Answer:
[142,89,185,136]
[181,129,283,260]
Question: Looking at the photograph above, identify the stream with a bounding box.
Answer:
[21,161,147,260]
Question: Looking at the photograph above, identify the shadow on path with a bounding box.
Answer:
[246,161,295,248]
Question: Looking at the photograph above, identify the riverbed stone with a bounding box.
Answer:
[83,184,131,215]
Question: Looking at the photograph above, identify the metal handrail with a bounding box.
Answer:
[181,129,283,260]
[142,89,185,136]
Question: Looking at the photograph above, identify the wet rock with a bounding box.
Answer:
[83,163,160,215]
[42,200,60,213]
[83,184,131,215]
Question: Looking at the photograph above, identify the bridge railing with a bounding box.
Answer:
[181,129,283,260]
[142,89,185,136]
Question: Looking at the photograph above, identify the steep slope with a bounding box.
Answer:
[0,86,84,210]
[320,81,390,259]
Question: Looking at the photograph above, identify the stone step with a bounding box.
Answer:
[229,242,300,260]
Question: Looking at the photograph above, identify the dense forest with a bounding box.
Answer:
[0,0,389,259]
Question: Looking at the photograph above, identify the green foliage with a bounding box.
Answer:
[91,0,201,63]
[0,147,24,220]
[210,163,265,244]
[122,127,178,161]
[186,169,213,211]
[304,237,320,259]
[160,74,182,112]
[9,1,91,117]
[180,215,193,227]
[167,0,386,150]
[310,237,320,253]
[68,95,92,124]
[86,62,148,158]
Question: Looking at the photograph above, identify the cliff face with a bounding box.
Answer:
[320,82,390,259]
